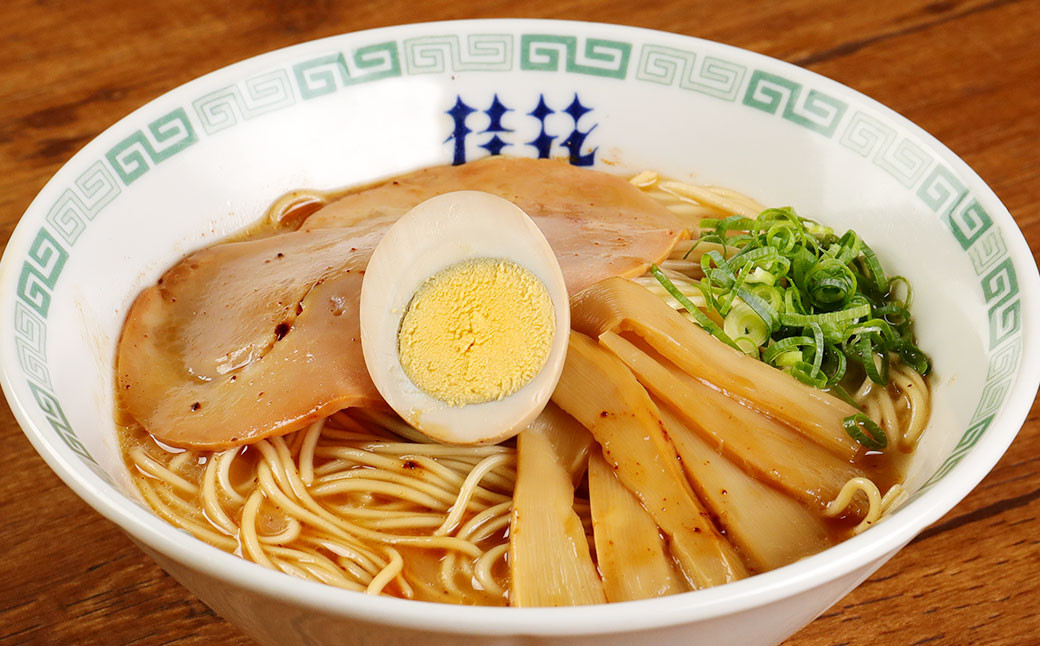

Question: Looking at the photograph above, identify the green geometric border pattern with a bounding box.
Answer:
[105,108,199,186]
[635,44,746,101]
[743,69,848,136]
[519,34,631,79]
[404,34,513,73]
[193,69,297,136]
[12,32,1023,495]
[292,41,402,100]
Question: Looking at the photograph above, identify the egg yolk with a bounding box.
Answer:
[397,258,555,406]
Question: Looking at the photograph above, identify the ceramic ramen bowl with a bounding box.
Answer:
[1,19,1037,646]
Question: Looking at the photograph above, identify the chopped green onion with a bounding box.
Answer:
[804,258,857,309]
[790,361,828,388]
[898,340,932,376]
[649,265,741,351]
[821,341,848,386]
[887,275,913,309]
[843,413,888,450]
[779,303,870,329]
[645,204,930,453]
[859,242,888,296]
[724,297,771,349]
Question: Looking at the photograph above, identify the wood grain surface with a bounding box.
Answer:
[2,1,1038,644]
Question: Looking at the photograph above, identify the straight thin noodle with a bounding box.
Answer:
[215,448,247,504]
[335,556,378,584]
[346,499,417,513]
[167,452,195,473]
[434,457,518,489]
[318,428,386,443]
[438,552,463,599]
[313,459,360,478]
[398,453,487,481]
[271,556,364,591]
[310,477,450,510]
[472,543,509,598]
[253,440,300,503]
[893,365,930,449]
[628,170,658,187]
[257,516,302,545]
[864,398,882,428]
[394,570,415,599]
[314,449,510,504]
[704,185,767,213]
[261,505,382,585]
[455,501,512,541]
[367,548,404,595]
[271,558,314,582]
[265,544,363,590]
[297,562,363,590]
[312,466,470,506]
[256,459,484,557]
[434,454,513,536]
[824,477,883,534]
[330,410,372,433]
[255,461,363,546]
[468,513,511,544]
[657,180,757,218]
[437,550,479,601]
[150,480,205,518]
[662,203,700,217]
[136,477,238,551]
[325,508,443,520]
[130,447,198,497]
[665,204,723,220]
[287,427,307,458]
[668,239,699,255]
[352,442,512,458]
[874,387,900,440]
[299,418,326,486]
[304,534,386,577]
[272,436,316,500]
[314,446,417,471]
[659,259,702,276]
[353,516,447,531]
[353,409,437,443]
[405,568,468,604]
[881,483,909,515]
[403,455,485,488]
[241,489,276,568]
[201,453,239,535]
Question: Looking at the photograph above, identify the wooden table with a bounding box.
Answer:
[1,1,1038,644]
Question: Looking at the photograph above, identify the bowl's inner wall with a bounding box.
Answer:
[5,23,1024,514]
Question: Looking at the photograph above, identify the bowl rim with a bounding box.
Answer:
[3,17,1039,636]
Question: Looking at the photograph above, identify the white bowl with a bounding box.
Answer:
[2,19,1038,646]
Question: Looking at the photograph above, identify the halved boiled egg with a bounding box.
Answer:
[359,190,569,445]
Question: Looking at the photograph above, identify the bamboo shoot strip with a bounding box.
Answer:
[571,278,861,459]
[552,332,748,589]
[536,403,597,487]
[598,331,865,515]
[509,406,605,607]
[655,403,834,571]
[588,450,687,601]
